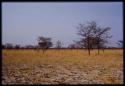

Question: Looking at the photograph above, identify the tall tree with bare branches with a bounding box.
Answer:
[76,21,112,55]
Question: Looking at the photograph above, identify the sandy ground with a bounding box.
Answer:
[2,49,123,85]
[2,61,123,85]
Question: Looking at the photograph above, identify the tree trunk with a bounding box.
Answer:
[98,48,99,55]
[88,48,90,56]
[42,49,45,55]
[88,37,90,56]
[36,47,40,52]
[97,38,100,55]
[102,48,104,53]
[98,44,100,55]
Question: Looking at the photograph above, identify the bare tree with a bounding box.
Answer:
[71,40,83,48]
[68,44,76,49]
[5,43,13,49]
[2,44,5,49]
[76,21,112,55]
[76,21,97,55]
[117,40,123,48]
[37,36,53,54]
[94,26,112,54]
[25,45,35,49]
[14,44,20,49]
[56,40,63,49]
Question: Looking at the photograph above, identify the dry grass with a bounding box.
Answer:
[2,49,123,84]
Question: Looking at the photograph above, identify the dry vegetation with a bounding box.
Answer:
[2,49,123,84]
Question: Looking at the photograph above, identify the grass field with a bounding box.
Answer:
[2,49,123,84]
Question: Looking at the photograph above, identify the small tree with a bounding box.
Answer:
[56,40,63,49]
[25,45,34,49]
[117,40,123,48]
[68,44,76,49]
[14,44,20,49]
[2,44,5,49]
[5,43,13,49]
[37,36,52,54]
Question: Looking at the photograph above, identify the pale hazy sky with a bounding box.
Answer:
[2,2,123,47]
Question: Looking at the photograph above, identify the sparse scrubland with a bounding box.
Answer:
[2,49,123,84]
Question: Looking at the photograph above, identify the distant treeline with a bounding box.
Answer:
[2,21,123,55]
[2,47,122,50]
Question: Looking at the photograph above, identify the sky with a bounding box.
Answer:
[2,2,123,47]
